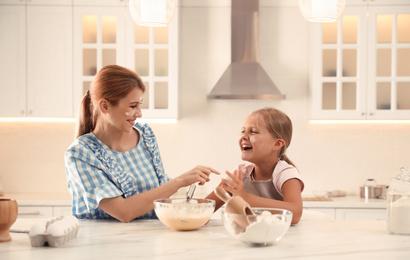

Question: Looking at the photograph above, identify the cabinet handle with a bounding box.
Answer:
[10,229,29,234]
[20,110,25,115]
[28,110,33,115]
[361,112,366,116]
[18,211,40,215]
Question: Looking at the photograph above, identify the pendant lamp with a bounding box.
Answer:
[299,0,346,23]
[129,0,176,27]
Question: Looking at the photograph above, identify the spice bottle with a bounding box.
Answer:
[387,166,410,235]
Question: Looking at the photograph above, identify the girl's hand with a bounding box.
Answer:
[175,165,220,187]
[221,165,246,197]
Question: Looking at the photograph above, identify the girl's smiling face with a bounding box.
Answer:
[239,113,283,164]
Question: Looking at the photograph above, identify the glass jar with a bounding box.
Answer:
[387,167,410,235]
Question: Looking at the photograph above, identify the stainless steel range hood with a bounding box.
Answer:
[208,0,285,100]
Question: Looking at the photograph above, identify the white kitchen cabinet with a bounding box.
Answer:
[0,0,24,4]
[17,205,72,218]
[72,0,126,6]
[53,206,72,217]
[0,0,73,117]
[0,5,26,117]
[310,2,410,120]
[17,206,53,219]
[26,4,73,117]
[303,207,336,219]
[73,1,179,119]
[303,207,387,220]
[0,0,71,4]
[335,208,386,220]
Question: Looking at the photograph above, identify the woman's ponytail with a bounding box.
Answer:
[73,65,145,140]
[75,91,94,139]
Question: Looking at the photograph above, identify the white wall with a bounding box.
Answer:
[1,2,409,198]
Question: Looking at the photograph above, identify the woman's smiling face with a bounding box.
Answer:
[239,113,280,164]
[108,87,144,133]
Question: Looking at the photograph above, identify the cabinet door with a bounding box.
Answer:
[27,5,73,117]
[310,4,410,120]
[310,6,368,119]
[73,5,179,120]
[73,0,126,6]
[367,6,410,119]
[125,8,179,119]
[0,0,25,4]
[18,206,53,219]
[28,0,73,5]
[335,208,386,220]
[73,6,126,116]
[0,6,26,117]
[53,206,72,217]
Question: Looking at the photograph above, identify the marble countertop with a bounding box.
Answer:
[2,217,409,259]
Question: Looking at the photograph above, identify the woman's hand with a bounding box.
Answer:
[220,165,246,197]
[175,165,220,187]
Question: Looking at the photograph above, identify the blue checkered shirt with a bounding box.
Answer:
[64,123,172,220]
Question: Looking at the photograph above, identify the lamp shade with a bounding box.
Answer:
[299,0,346,23]
[129,0,176,27]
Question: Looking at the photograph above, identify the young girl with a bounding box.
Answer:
[65,65,219,222]
[207,107,304,224]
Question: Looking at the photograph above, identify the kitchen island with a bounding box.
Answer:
[1,217,409,259]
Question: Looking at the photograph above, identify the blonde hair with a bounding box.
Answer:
[250,107,296,167]
[75,65,145,139]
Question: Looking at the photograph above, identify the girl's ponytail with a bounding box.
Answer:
[281,153,296,168]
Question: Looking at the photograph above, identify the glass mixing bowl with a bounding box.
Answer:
[154,198,215,231]
[221,208,292,246]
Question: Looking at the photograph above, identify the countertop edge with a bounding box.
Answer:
[2,194,387,208]
[303,196,387,209]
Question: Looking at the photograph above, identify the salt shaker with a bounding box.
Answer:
[387,167,410,235]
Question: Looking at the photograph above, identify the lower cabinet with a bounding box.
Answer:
[17,206,54,219]
[304,207,386,220]
[53,206,72,217]
[304,208,336,219]
[18,205,71,218]
[335,208,386,220]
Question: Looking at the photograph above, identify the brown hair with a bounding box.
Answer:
[250,107,296,167]
[75,65,145,139]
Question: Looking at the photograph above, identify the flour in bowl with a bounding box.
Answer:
[236,211,290,244]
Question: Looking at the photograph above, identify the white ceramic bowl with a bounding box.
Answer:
[154,198,215,231]
[221,208,292,246]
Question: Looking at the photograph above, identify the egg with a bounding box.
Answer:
[29,215,80,247]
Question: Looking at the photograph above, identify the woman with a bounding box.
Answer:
[65,65,219,222]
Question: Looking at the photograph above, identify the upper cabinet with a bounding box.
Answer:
[0,0,73,117]
[0,0,178,119]
[73,0,179,119]
[0,5,26,117]
[310,1,410,119]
